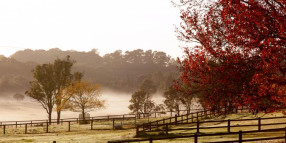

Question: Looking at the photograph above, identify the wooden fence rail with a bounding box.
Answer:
[140,114,286,135]
[0,116,136,135]
[108,127,286,143]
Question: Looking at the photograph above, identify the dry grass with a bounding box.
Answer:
[0,113,285,143]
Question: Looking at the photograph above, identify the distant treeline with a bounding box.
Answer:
[0,48,178,95]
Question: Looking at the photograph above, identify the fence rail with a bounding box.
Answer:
[109,126,286,143]
[109,107,286,143]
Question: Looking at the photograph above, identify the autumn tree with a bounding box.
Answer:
[65,81,105,122]
[175,0,285,113]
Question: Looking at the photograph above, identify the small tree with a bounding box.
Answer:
[65,81,105,122]
[128,90,155,117]
[164,86,182,115]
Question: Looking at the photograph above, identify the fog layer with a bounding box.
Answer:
[0,90,165,121]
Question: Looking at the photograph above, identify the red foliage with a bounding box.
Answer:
[175,0,286,113]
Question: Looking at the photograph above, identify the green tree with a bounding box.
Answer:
[53,56,75,124]
[128,90,155,117]
[164,86,182,115]
[26,56,80,124]
[25,63,56,124]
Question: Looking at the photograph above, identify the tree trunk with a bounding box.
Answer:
[57,111,61,124]
[82,109,85,122]
[48,111,52,125]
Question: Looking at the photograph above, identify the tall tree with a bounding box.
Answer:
[25,63,56,124]
[53,56,75,124]
[26,56,80,124]
[175,0,285,113]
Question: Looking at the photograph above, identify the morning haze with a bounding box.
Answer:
[0,48,177,120]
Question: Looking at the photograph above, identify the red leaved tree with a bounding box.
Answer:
[175,0,286,114]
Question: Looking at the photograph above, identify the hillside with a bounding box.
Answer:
[0,48,178,96]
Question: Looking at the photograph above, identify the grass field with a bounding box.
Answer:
[0,112,285,143]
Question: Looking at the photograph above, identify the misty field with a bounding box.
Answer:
[0,91,165,121]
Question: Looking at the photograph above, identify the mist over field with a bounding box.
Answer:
[0,90,165,121]
[0,49,177,122]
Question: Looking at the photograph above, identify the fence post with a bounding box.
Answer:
[25,124,27,134]
[197,120,200,133]
[155,113,156,118]
[194,133,198,143]
[3,125,5,135]
[31,121,32,127]
[156,121,159,129]
[46,122,49,133]
[187,113,189,124]
[68,121,70,132]
[228,119,231,133]
[258,117,261,131]
[192,113,194,123]
[113,119,115,129]
[175,115,177,125]
[16,121,17,128]
[239,130,242,143]
[197,112,199,121]
[149,138,153,143]
[136,125,139,136]
[166,124,168,135]
[91,119,93,130]
[284,127,286,143]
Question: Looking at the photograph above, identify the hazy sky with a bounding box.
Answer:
[0,0,184,58]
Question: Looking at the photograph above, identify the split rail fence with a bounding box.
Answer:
[109,107,286,143]
[0,114,136,134]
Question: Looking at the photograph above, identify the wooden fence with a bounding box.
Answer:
[137,107,250,134]
[0,114,136,135]
[109,107,286,142]
[108,127,286,143]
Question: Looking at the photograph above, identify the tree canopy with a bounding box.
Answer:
[175,0,285,114]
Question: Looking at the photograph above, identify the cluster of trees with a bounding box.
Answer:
[174,0,285,114]
[128,80,199,116]
[4,48,178,93]
[25,56,104,123]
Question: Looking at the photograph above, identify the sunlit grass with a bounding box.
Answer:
[0,113,285,143]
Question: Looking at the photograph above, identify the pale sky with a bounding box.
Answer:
[0,0,184,58]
